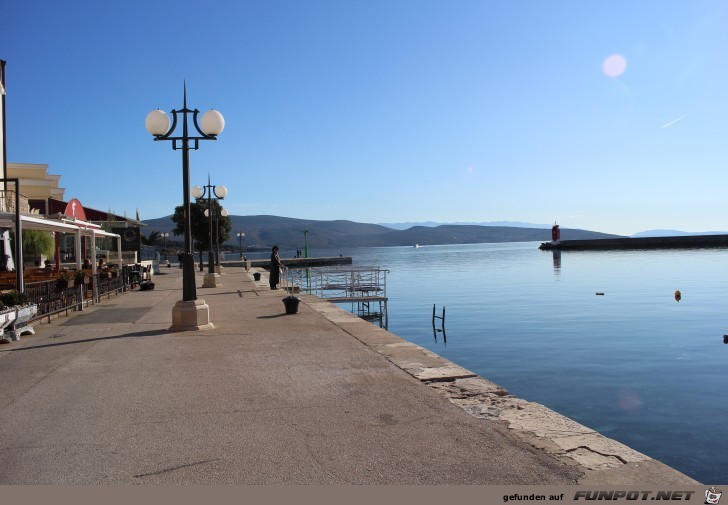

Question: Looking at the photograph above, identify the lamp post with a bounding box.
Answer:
[237,232,245,260]
[217,208,228,267]
[303,229,309,258]
[145,84,223,331]
[204,205,228,270]
[193,176,227,287]
[160,232,169,263]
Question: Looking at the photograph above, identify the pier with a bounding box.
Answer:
[222,256,353,270]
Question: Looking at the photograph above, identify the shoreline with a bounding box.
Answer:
[250,267,699,485]
[0,265,699,484]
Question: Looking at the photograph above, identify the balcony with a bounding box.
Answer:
[0,190,31,215]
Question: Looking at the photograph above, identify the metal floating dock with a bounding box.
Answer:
[285,265,389,329]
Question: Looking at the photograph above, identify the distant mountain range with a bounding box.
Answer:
[378,220,552,230]
[141,215,622,250]
[630,229,728,238]
[382,222,728,239]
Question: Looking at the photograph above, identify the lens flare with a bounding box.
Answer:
[603,54,627,78]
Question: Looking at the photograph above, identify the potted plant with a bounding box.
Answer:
[74,269,90,285]
[282,295,300,315]
[0,290,37,343]
[57,270,75,289]
[0,290,29,307]
[0,299,18,336]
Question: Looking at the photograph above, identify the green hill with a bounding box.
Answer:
[141,214,623,250]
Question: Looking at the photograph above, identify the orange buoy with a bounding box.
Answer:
[674,290,681,302]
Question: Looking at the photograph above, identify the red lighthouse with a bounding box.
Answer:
[551,222,561,242]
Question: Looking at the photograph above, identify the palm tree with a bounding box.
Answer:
[141,231,161,246]
[21,230,54,265]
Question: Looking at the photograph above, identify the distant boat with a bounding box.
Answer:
[414,244,421,248]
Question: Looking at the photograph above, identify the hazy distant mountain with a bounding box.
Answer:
[142,214,621,250]
[631,229,728,238]
[379,220,552,230]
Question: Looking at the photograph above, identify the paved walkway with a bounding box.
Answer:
[0,266,698,484]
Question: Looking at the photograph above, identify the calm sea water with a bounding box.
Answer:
[268,242,727,484]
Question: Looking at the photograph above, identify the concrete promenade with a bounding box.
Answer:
[0,266,698,484]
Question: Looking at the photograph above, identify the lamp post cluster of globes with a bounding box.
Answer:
[160,232,169,264]
[144,85,224,331]
[192,178,227,286]
[237,232,245,260]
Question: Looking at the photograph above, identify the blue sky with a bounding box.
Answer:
[2,0,727,236]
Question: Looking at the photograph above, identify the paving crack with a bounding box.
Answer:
[565,445,629,465]
[133,458,220,478]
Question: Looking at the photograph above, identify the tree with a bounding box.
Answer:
[97,208,118,251]
[21,229,54,263]
[171,200,232,266]
[141,230,161,246]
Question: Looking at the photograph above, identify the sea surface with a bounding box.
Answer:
[244,242,727,484]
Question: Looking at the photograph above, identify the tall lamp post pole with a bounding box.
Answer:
[217,208,228,267]
[237,232,245,260]
[303,229,308,258]
[145,84,224,330]
[193,176,227,287]
[205,205,227,269]
[160,232,169,263]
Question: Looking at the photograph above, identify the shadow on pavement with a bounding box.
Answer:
[9,329,170,352]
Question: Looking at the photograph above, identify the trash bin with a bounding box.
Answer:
[253,272,261,281]
[282,296,300,315]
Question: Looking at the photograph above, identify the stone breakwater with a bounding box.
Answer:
[539,234,728,250]
[222,256,353,270]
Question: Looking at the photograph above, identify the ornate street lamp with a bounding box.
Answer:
[218,208,228,267]
[236,231,245,260]
[160,232,169,263]
[145,84,224,331]
[193,176,227,287]
[204,205,228,270]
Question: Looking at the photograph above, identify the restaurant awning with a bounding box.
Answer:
[0,212,124,291]
[0,213,80,233]
[48,216,122,239]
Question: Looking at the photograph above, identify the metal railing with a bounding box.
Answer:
[92,271,125,301]
[25,279,84,321]
[285,265,389,328]
[287,266,388,299]
[0,190,30,214]
[24,270,128,323]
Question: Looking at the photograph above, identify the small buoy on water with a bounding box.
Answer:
[674,290,681,302]
[596,292,604,296]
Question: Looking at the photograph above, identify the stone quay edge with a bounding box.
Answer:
[0,265,698,485]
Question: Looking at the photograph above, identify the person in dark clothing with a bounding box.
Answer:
[269,245,282,289]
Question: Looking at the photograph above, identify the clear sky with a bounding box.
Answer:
[2,0,727,236]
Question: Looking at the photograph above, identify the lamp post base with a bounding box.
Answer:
[202,272,221,288]
[170,299,214,332]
